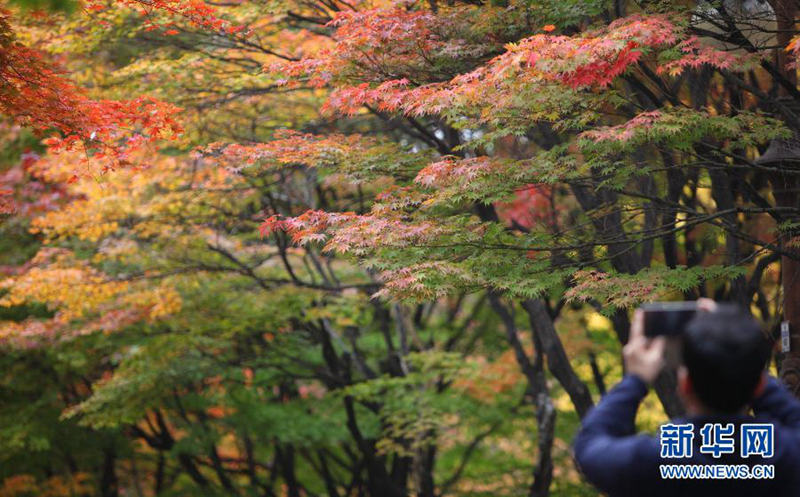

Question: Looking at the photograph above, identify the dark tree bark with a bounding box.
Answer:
[100,446,119,497]
[522,299,594,418]
[488,292,556,496]
[763,0,800,398]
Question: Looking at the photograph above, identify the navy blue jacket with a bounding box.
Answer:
[574,375,800,496]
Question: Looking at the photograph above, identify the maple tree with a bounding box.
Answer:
[1,0,800,496]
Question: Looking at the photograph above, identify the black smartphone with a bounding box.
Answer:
[640,301,698,337]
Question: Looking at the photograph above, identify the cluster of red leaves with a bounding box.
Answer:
[512,15,679,88]
[323,79,418,116]
[86,0,246,34]
[414,156,495,187]
[271,13,762,119]
[270,4,513,116]
[453,349,524,401]
[494,185,553,230]
[272,7,459,87]
[261,209,447,254]
[658,35,760,76]
[510,17,754,85]
[198,130,372,172]
[1,9,182,176]
[0,150,72,216]
[260,210,357,245]
[41,96,184,171]
[579,110,663,143]
[0,190,11,214]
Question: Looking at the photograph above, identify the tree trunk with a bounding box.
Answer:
[775,171,800,396]
[100,446,119,497]
[766,0,800,397]
[522,299,594,418]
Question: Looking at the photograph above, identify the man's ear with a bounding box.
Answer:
[677,366,692,397]
[752,372,767,398]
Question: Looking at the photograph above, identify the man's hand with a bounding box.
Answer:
[623,309,666,384]
[696,297,717,313]
[623,299,716,384]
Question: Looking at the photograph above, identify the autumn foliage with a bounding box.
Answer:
[0,0,799,495]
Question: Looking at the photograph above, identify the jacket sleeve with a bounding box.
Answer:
[573,375,657,496]
[751,376,800,428]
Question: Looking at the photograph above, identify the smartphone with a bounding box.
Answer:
[640,301,698,337]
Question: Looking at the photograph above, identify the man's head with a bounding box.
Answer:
[678,305,771,414]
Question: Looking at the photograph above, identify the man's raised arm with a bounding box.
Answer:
[573,309,665,496]
[573,374,655,495]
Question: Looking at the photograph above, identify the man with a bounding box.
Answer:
[573,300,800,496]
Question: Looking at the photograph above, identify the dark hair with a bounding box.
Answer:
[681,305,771,413]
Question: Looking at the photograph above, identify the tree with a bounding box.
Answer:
[1,0,799,496]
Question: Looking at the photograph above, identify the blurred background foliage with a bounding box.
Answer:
[0,0,797,496]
